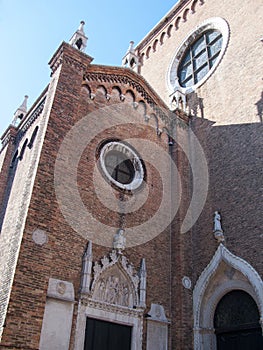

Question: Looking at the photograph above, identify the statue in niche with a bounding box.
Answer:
[213,211,225,242]
[113,229,126,254]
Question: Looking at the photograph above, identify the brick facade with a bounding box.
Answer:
[0,1,262,349]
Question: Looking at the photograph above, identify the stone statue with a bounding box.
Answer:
[213,211,225,242]
[113,229,126,254]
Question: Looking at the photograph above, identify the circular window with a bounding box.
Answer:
[99,141,144,191]
[168,17,229,93]
[178,29,223,88]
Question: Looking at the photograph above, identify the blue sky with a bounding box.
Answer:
[0,0,178,138]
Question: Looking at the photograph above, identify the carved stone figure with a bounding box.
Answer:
[213,211,225,242]
[113,229,126,254]
[106,276,118,304]
[97,279,106,300]
[90,251,146,308]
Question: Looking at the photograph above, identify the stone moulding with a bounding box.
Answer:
[75,248,146,350]
[167,17,230,94]
[137,0,206,60]
[193,243,263,349]
[83,71,170,124]
[49,42,93,76]
[90,251,140,308]
[83,68,189,132]
[18,98,46,140]
[74,298,144,350]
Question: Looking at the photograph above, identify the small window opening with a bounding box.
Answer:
[19,139,28,160]
[10,150,19,168]
[28,126,39,149]
[75,38,83,50]
[130,58,135,68]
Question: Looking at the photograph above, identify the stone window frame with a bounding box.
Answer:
[167,17,230,94]
[99,141,144,191]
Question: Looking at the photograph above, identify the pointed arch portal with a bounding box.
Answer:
[193,244,263,349]
[214,290,262,349]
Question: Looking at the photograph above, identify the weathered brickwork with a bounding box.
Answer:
[0,43,186,349]
[0,1,262,349]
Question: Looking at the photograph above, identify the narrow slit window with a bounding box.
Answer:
[28,126,39,149]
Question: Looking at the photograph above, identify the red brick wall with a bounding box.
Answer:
[1,43,185,349]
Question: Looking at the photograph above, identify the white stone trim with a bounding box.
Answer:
[193,244,263,350]
[74,249,145,350]
[167,17,230,94]
[74,300,144,350]
[182,276,192,289]
[0,66,62,341]
[47,278,75,302]
[146,304,168,350]
[100,141,144,191]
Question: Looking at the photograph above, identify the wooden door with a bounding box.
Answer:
[84,317,132,350]
[214,290,263,350]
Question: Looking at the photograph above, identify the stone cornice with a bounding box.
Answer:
[136,0,191,51]
[17,97,46,142]
[84,64,168,110]
[83,65,189,129]
[80,298,144,317]
[0,126,17,150]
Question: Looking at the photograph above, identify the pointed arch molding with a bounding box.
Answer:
[91,252,140,308]
[74,249,146,350]
[193,244,263,349]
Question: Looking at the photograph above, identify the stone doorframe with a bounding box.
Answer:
[74,243,146,350]
[193,244,263,350]
[74,299,144,350]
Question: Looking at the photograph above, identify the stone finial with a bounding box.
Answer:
[80,241,93,294]
[127,40,135,54]
[113,228,126,254]
[122,40,140,73]
[12,95,28,127]
[69,20,88,52]
[213,211,225,243]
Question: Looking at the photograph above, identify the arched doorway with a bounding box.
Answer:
[214,290,263,349]
[193,244,263,349]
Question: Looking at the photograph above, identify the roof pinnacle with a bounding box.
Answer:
[12,95,28,127]
[69,20,88,52]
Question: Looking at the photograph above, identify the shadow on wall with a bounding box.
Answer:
[0,156,18,232]
[186,89,263,122]
[190,117,263,281]
[255,90,263,123]
[187,92,204,119]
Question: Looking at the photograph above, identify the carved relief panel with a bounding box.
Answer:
[92,265,135,307]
